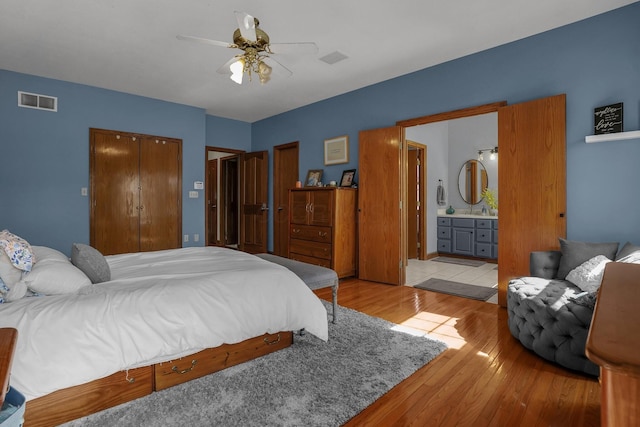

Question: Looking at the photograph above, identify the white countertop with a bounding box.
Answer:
[437,210,497,219]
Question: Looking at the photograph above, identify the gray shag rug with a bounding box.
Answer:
[62,301,447,427]
[414,278,497,301]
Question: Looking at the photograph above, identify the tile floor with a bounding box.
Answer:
[405,257,499,304]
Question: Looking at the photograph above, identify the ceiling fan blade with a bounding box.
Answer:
[177,35,233,49]
[269,42,319,55]
[262,57,292,77]
[234,11,257,42]
[216,57,240,75]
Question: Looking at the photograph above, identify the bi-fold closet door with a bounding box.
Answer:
[90,128,182,255]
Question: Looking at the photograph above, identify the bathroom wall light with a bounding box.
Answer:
[477,146,498,161]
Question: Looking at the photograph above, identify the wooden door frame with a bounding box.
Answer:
[397,102,506,263]
[407,140,427,260]
[273,141,299,257]
[204,146,244,247]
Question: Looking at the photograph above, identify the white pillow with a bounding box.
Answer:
[19,258,91,295]
[565,255,611,293]
[0,251,23,287]
[616,252,640,264]
[32,246,70,263]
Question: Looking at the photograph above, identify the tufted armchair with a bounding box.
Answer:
[507,251,598,376]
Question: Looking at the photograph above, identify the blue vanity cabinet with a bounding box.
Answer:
[437,217,452,253]
[451,218,475,256]
[437,217,497,259]
[475,219,493,258]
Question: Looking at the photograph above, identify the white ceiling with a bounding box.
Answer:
[1,0,634,123]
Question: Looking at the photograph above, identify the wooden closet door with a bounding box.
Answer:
[497,94,566,306]
[139,137,182,252]
[91,130,140,255]
[358,126,405,285]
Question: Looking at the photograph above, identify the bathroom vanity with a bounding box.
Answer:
[437,214,498,260]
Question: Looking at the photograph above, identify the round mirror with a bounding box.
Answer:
[458,160,488,205]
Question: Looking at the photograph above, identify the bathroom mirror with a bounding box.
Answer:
[458,159,488,205]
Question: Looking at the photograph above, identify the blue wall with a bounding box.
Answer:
[253,2,640,250]
[2,3,639,255]
[0,71,251,254]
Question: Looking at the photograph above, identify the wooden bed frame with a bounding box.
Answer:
[19,331,293,427]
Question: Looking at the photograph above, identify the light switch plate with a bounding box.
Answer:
[189,191,198,198]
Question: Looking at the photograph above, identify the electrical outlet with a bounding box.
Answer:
[194,234,199,242]
[183,234,189,242]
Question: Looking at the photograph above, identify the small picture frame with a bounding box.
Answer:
[305,169,323,187]
[324,135,349,165]
[340,169,356,187]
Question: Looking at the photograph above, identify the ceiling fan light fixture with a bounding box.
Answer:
[258,60,272,84]
[230,59,244,84]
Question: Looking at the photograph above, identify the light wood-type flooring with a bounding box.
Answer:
[313,278,600,427]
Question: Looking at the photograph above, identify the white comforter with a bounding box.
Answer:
[0,247,328,401]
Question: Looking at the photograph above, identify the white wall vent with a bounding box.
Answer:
[18,91,58,112]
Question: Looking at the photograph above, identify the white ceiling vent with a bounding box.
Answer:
[18,91,57,112]
[319,51,349,65]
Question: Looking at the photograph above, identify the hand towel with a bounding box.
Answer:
[437,182,446,206]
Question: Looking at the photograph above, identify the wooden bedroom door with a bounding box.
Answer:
[240,150,268,254]
[273,142,299,257]
[358,126,406,285]
[90,129,182,255]
[497,94,566,306]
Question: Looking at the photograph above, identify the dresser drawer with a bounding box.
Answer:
[475,243,492,258]
[437,217,451,226]
[290,225,332,243]
[476,219,493,229]
[290,239,332,260]
[476,228,492,243]
[437,226,451,239]
[437,239,451,253]
[452,218,475,228]
[289,253,331,268]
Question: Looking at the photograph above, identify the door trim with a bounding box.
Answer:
[396,101,507,127]
[205,146,244,247]
[407,140,427,260]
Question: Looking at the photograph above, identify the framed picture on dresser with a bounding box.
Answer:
[305,169,323,187]
[340,169,356,187]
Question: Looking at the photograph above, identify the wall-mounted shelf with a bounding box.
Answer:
[585,130,640,143]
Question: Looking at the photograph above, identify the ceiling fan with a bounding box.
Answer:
[177,11,318,85]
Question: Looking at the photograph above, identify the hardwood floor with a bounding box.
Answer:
[313,278,601,427]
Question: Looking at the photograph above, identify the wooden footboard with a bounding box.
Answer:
[24,331,293,427]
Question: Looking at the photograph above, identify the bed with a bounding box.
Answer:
[0,238,328,426]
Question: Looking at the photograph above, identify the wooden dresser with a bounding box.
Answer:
[288,187,357,278]
[586,262,640,427]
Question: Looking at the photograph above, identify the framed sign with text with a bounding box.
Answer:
[594,103,623,135]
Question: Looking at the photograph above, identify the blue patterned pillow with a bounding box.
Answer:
[0,229,35,272]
